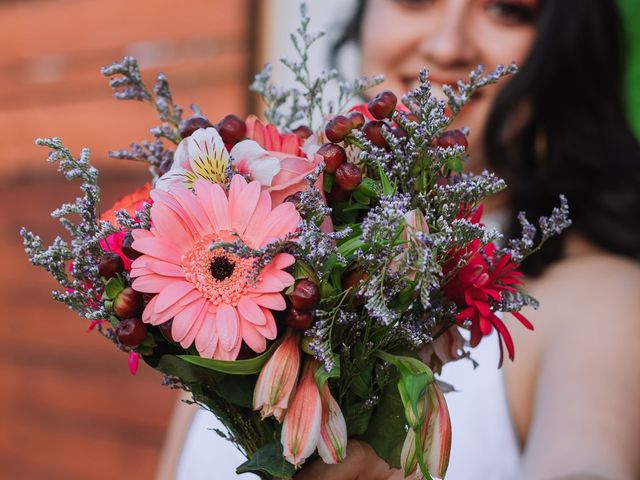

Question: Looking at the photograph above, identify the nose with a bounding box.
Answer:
[417,0,476,68]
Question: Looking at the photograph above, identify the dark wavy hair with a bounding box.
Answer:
[332,0,640,275]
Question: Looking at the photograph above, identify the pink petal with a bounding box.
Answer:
[155,281,196,312]
[131,237,182,265]
[250,293,286,311]
[216,303,240,352]
[256,202,301,248]
[195,310,218,354]
[242,191,273,248]
[255,308,277,340]
[128,352,140,376]
[229,175,261,236]
[237,297,267,326]
[172,298,206,343]
[150,201,193,250]
[132,229,154,240]
[171,186,213,237]
[145,259,185,277]
[241,321,267,353]
[271,253,295,270]
[193,180,221,234]
[249,271,287,294]
[209,183,230,231]
[132,274,177,294]
[214,335,242,360]
[181,300,209,348]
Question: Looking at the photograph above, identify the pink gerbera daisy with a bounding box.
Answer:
[129,175,301,360]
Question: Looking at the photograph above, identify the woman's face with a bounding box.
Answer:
[360,0,539,168]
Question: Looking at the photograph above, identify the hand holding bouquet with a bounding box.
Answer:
[21,5,570,479]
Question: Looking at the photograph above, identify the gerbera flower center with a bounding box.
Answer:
[210,256,235,280]
[182,235,256,306]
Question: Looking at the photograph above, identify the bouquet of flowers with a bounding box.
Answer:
[21,5,570,479]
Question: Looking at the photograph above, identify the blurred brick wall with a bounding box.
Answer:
[0,0,253,478]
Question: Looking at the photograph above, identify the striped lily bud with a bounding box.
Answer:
[317,381,348,464]
[253,329,301,421]
[281,359,323,468]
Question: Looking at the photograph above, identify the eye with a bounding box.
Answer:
[483,0,539,25]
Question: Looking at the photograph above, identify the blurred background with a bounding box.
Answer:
[0,0,637,478]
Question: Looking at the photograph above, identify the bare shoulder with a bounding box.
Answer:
[525,239,640,339]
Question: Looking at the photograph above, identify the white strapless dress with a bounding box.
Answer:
[175,331,520,479]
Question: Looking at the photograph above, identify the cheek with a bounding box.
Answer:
[360,0,417,92]
[474,23,537,70]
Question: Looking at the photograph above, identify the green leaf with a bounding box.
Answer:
[215,374,258,408]
[378,164,396,196]
[337,236,365,258]
[357,177,382,198]
[350,361,374,399]
[104,276,124,300]
[352,189,371,205]
[363,379,406,469]
[345,401,373,435]
[323,172,334,193]
[314,358,340,389]
[374,351,434,380]
[178,341,278,375]
[293,260,319,283]
[236,441,296,478]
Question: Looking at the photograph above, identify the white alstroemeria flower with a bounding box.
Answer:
[155,127,229,191]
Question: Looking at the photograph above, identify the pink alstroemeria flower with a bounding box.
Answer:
[401,382,452,479]
[281,360,323,468]
[317,381,348,464]
[253,329,301,421]
[230,116,323,206]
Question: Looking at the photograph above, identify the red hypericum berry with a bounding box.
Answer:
[363,121,388,149]
[159,319,175,343]
[325,115,352,143]
[179,115,214,139]
[326,184,351,204]
[286,308,313,331]
[435,175,449,187]
[114,287,144,318]
[341,266,368,306]
[293,125,313,140]
[98,252,124,279]
[291,279,320,310]
[116,317,148,348]
[217,114,247,145]
[317,143,347,173]
[335,163,362,192]
[368,90,398,120]
[348,111,366,129]
[437,129,468,149]
[121,232,142,260]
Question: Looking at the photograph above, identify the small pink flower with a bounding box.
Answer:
[317,381,348,464]
[253,329,301,421]
[281,360,323,468]
[401,382,452,479]
[129,175,300,360]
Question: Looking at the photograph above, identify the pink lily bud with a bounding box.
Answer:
[317,381,348,464]
[420,327,465,374]
[400,382,452,479]
[403,208,429,243]
[253,329,301,421]
[281,359,323,468]
[425,382,452,478]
